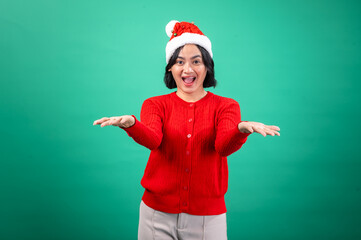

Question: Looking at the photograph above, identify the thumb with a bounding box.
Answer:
[118,117,125,125]
[111,117,122,126]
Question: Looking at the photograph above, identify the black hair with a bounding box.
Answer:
[164,44,217,89]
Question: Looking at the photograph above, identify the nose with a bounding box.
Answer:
[183,62,194,73]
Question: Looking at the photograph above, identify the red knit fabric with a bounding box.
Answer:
[169,21,204,41]
[122,91,250,215]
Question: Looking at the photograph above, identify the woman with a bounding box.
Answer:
[93,20,280,240]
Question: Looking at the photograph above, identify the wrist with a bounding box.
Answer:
[238,121,250,133]
[129,117,136,127]
[118,116,136,129]
[238,122,245,133]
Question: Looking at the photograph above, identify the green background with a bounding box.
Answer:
[1,0,360,239]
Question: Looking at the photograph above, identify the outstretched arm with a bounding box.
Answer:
[93,99,163,150]
[214,100,281,157]
[214,100,250,157]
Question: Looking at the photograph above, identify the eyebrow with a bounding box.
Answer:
[177,55,202,59]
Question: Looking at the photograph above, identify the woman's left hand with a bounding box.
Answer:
[238,121,280,137]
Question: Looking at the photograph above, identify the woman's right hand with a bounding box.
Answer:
[93,115,135,128]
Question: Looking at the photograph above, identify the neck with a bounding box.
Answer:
[176,89,208,102]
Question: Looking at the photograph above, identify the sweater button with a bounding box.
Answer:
[183,202,187,206]
[186,150,190,155]
[189,103,194,107]
[188,118,192,122]
[185,168,189,173]
[183,186,188,191]
[187,134,191,138]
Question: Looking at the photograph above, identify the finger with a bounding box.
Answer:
[108,117,118,126]
[267,129,280,136]
[247,126,254,133]
[101,119,112,127]
[264,126,277,135]
[264,129,275,136]
[93,117,109,125]
[264,126,281,136]
[253,126,266,137]
[268,125,280,131]
[107,118,115,126]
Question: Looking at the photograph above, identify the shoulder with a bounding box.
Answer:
[208,93,242,120]
[141,92,173,110]
[209,92,240,108]
[143,92,172,103]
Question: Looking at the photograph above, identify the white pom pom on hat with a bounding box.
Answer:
[165,20,213,63]
[166,20,179,38]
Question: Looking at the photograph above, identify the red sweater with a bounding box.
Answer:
[123,91,250,215]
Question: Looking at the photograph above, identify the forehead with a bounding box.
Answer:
[178,44,202,58]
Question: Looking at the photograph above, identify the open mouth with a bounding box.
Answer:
[182,77,196,84]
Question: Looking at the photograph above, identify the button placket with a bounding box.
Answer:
[180,102,195,211]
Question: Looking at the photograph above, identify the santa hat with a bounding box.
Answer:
[165,20,213,63]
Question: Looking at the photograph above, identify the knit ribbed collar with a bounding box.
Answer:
[170,91,213,106]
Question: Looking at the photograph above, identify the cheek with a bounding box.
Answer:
[173,72,181,82]
[170,68,181,77]
[198,68,207,80]
[170,70,178,79]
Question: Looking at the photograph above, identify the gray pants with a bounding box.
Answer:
[138,201,227,240]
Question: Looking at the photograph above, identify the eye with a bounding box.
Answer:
[176,60,184,65]
[193,60,201,64]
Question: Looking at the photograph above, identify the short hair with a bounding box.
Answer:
[164,44,217,89]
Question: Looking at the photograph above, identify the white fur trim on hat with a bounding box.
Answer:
[165,33,213,63]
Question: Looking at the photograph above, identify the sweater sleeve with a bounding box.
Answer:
[120,98,163,150]
[214,100,250,157]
